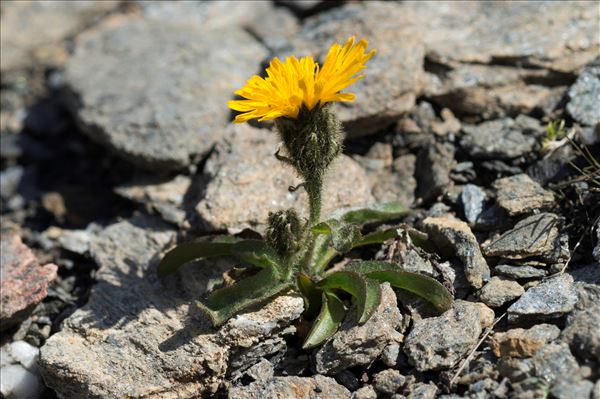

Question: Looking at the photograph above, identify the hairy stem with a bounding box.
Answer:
[306,176,323,226]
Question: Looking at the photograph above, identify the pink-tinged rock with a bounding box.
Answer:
[1,234,57,331]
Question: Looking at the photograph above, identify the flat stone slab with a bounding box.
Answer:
[194,125,374,233]
[411,1,599,117]
[494,264,548,280]
[115,174,191,228]
[460,118,538,160]
[65,15,268,170]
[1,233,58,332]
[483,213,569,263]
[0,1,119,73]
[493,174,555,216]
[39,215,304,398]
[228,375,350,399]
[507,274,578,323]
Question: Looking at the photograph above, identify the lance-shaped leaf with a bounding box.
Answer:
[327,202,408,225]
[297,272,322,320]
[353,228,399,247]
[308,234,339,275]
[345,261,453,312]
[158,238,279,277]
[199,265,292,326]
[302,292,346,349]
[317,271,379,324]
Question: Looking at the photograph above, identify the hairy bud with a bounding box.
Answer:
[266,209,303,257]
[274,105,343,183]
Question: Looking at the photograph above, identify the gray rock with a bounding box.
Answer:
[426,64,554,119]
[479,277,524,308]
[568,62,600,127]
[494,264,548,279]
[450,350,498,386]
[489,324,560,358]
[65,16,268,170]
[194,125,374,233]
[562,289,600,361]
[373,369,405,395]
[408,2,598,72]
[415,142,455,203]
[531,343,580,386]
[242,359,274,383]
[413,1,599,117]
[352,385,378,399]
[403,300,494,371]
[406,382,438,399]
[1,233,58,332]
[508,274,578,323]
[314,283,403,375]
[115,174,191,228]
[551,378,594,399]
[423,215,490,288]
[493,174,555,216]
[451,162,477,184]
[0,166,23,201]
[381,343,401,368]
[460,184,487,225]
[364,154,416,207]
[355,142,394,172]
[56,225,100,255]
[274,1,425,137]
[0,1,119,73]
[39,215,304,398]
[483,213,569,263]
[593,380,600,399]
[228,375,351,399]
[460,118,537,160]
[139,0,299,52]
[497,356,534,382]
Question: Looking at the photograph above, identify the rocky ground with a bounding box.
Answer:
[1,1,599,398]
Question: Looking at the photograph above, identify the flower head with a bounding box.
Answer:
[228,37,376,124]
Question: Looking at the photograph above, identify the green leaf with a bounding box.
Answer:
[200,265,292,326]
[345,261,453,312]
[364,278,382,323]
[353,228,399,247]
[328,202,408,225]
[302,292,346,349]
[331,224,362,252]
[344,260,402,274]
[317,271,375,324]
[297,273,322,320]
[158,238,279,277]
[308,234,339,275]
[311,222,333,235]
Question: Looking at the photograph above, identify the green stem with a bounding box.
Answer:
[306,176,323,226]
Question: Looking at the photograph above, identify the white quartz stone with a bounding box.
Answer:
[0,364,41,399]
[8,342,39,370]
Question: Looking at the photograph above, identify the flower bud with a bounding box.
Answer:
[275,105,343,184]
[266,209,303,257]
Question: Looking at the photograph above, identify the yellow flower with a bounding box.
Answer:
[228,37,376,124]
